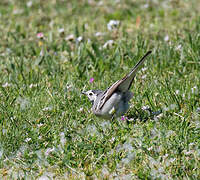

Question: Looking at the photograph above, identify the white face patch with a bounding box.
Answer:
[85,90,98,102]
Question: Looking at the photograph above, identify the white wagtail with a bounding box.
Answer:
[82,51,152,119]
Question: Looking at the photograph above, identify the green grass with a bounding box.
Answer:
[0,0,200,179]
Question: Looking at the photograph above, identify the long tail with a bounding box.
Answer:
[118,51,152,91]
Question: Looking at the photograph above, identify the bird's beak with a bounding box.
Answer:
[81,91,86,95]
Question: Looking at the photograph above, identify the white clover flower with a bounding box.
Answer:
[107,20,120,31]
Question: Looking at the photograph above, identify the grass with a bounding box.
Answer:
[0,0,200,179]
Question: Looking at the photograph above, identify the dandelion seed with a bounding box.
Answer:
[107,20,120,31]
[89,77,94,83]
[37,32,44,39]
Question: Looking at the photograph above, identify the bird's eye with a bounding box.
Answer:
[89,93,93,96]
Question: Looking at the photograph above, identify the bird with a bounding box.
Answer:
[82,51,152,119]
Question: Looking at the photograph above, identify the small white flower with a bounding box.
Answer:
[2,82,12,87]
[45,147,55,156]
[60,132,66,146]
[87,38,91,43]
[95,32,105,37]
[78,107,84,112]
[97,1,104,6]
[175,90,180,94]
[164,35,169,41]
[76,36,83,42]
[26,1,32,7]
[58,28,64,33]
[65,34,75,41]
[191,86,198,94]
[141,67,147,72]
[142,105,150,110]
[40,50,44,56]
[141,74,147,79]
[107,20,120,31]
[25,138,31,142]
[37,123,44,128]
[29,84,37,88]
[197,107,200,113]
[42,106,53,111]
[103,40,114,49]
[143,3,149,8]
[175,44,182,50]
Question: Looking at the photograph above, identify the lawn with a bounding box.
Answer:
[0,0,200,179]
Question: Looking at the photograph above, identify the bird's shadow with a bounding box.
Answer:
[126,107,162,123]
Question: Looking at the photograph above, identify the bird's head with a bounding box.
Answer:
[82,90,102,104]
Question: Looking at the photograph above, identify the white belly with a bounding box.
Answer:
[93,91,133,119]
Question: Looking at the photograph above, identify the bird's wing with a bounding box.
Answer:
[97,51,152,111]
